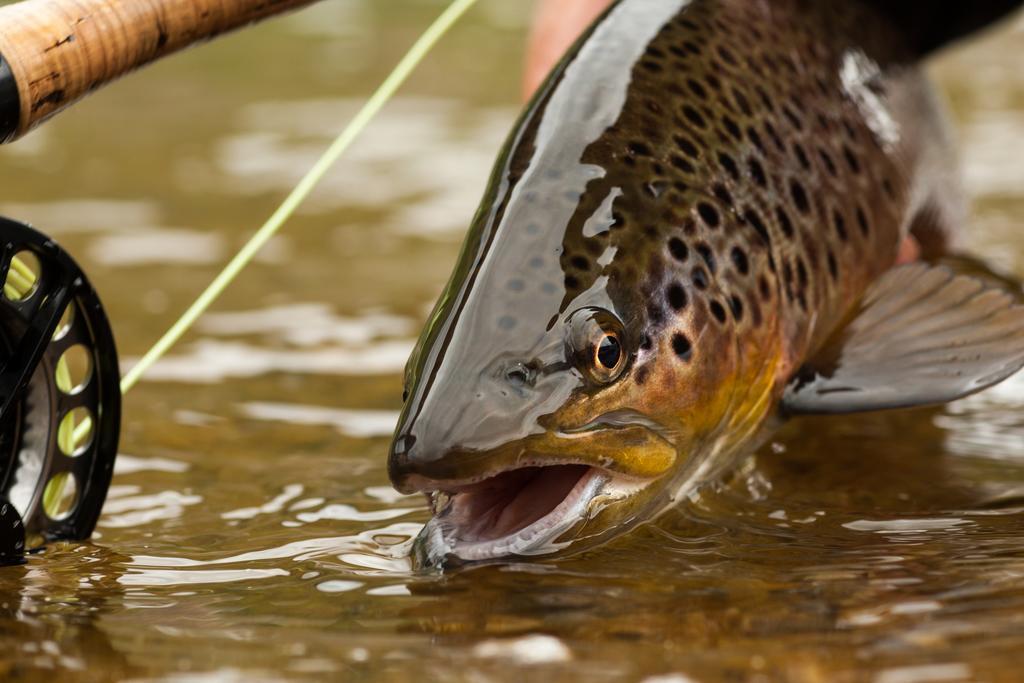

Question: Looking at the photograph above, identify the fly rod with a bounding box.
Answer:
[0,0,320,142]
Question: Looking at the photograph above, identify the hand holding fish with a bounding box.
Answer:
[523,0,612,100]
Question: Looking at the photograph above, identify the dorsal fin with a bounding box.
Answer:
[783,263,1024,415]
[865,0,1022,56]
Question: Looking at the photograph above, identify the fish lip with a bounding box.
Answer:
[399,416,676,495]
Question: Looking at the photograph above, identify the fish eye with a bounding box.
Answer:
[567,308,628,384]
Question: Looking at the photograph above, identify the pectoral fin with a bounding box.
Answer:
[783,263,1024,415]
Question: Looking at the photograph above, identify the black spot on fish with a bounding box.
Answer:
[733,88,752,116]
[843,145,861,174]
[776,206,794,238]
[628,141,653,156]
[722,115,742,141]
[827,250,838,280]
[856,206,870,236]
[672,333,692,360]
[692,267,709,290]
[667,282,687,310]
[634,365,650,386]
[746,126,765,154]
[640,334,653,351]
[832,209,848,241]
[696,243,716,274]
[742,208,770,245]
[668,237,689,262]
[571,255,590,271]
[782,105,803,131]
[682,105,706,128]
[729,294,744,321]
[758,275,771,301]
[819,149,837,177]
[717,45,738,66]
[671,155,696,174]
[790,180,810,214]
[713,183,733,206]
[792,143,810,170]
[731,246,749,275]
[687,79,707,99]
[697,202,721,228]
[748,158,767,187]
[709,300,727,324]
[564,274,579,289]
[718,152,739,181]
[674,135,700,159]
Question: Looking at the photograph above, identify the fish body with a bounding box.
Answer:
[388,0,1024,566]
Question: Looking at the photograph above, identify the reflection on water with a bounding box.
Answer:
[0,1,1021,681]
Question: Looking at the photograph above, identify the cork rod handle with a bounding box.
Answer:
[0,0,319,142]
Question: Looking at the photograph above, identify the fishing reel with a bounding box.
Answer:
[0,216,120,564]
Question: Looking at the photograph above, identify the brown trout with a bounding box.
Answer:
[388,0,1024,566]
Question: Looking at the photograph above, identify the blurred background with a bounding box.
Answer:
[0,1,1021,681]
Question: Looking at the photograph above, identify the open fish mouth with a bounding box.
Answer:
[412,463,648,566]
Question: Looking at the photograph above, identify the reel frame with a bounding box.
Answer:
[0,216,120,553]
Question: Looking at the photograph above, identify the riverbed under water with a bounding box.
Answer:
[0,2,1023,681]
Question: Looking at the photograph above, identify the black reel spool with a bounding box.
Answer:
[0,217,120,564]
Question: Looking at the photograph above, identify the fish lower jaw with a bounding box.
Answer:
[413,465,648,567]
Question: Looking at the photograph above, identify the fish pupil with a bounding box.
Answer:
[597,335,622,369]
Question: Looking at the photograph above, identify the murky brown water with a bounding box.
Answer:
[0,2,1022,681]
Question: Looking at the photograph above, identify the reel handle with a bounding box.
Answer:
[0,0,319,142]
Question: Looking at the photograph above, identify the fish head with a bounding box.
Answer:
[387,157,764,567]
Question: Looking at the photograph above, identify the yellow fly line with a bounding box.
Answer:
[118,0,481,395]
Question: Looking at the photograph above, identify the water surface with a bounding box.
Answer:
[0,2,1023,681]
